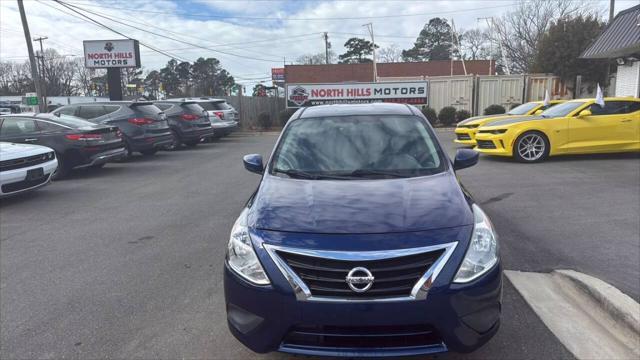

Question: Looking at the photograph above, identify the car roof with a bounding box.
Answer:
[163,98,225,103]
[565,97,638,103]
[297,103,416,119]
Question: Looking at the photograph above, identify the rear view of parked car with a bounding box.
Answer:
[0,114,125,178]
[184,98,238,138]
[154,100,214,149]
[0,141,57,197]
[52,101,172,157]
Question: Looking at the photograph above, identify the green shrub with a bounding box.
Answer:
[421,107,437,125]
[509,103,521,110]
[257,112,272,129]
[438,106,457,126]
[484,104,506,115]
[278,108,296,126]
[455,109,471,122]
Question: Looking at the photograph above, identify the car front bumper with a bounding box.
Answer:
[454,128,478,146]
[473,134,513,157]
[224,231,502,357]
[0,158,58,197]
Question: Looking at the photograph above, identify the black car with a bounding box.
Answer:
[0,113,125,178]
[154,100,214,149]
[52,101,172,157]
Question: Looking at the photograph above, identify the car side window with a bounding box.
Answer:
[36,120,66,132]
[78,105,107,119]
[0,117,39,136]
[608,101,640,115]
[56,106,77,116]
[588,104,609,116]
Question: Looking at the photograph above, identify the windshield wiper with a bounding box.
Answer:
[347,169,410,178]
[272,169,352,180]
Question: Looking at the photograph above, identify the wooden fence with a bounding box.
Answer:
[219,96,285,129]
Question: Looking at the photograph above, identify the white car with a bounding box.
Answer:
[0,142,58,197]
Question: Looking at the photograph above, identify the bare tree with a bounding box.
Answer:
[491,0,595,73]
[378,44,403,63]
[0,61,34,96]
[295,51,336,65]
[462,29,489,60]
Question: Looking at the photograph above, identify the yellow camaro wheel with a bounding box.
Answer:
[513,131,550,163]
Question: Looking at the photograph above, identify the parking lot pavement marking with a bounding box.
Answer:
[505,270,640,360]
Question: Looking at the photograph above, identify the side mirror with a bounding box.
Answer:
[534,109,543,115]
[454,149,479,170]
[243,154,263,174]
[578,109,592,117]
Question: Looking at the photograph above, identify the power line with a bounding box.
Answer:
[56,0,283,63]
[41,0,191,63]
[63,1,514,21]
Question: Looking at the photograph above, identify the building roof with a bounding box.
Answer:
[297,103,416,119]
[285,60,494,84]
[581,5,640,59]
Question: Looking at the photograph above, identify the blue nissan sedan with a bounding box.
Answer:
[224,103,502,357]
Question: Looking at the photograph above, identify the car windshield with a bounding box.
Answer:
[271,115,446,179]
[540,101,587,117]
[49,114,95,127]
[507,102,539,115]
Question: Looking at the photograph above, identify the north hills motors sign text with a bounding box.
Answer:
[83,39,141,68]
[286,82,428,108]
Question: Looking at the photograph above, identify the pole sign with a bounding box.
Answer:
[285,82,428,108]
[271,68,285,81]
[83,39,141,68]
[24,92,38,105]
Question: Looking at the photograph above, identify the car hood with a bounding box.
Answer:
[0,141,53,159]
[457,114,507,126]
[484,115,543,128]
[248,172,473,234]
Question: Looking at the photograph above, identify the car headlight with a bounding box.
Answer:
[454,204,499,283]
[226,209,270,285]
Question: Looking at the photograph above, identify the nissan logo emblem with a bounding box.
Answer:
[345,267,374,293]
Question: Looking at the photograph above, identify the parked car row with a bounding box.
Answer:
[0,98,239,198]
[454,97,640,162]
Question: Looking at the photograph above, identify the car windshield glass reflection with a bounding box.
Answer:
[271,115,445,179]
[507,102,538,115]
[540,101,586,118]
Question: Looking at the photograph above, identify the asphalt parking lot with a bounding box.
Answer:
[1,130,638,359]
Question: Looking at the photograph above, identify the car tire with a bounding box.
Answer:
[184,140,199,147]
[52,152,70,180]
[140,149,157,156]
[166,130,181,151]
[513,131,550,163]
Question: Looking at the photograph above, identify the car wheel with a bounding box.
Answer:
[118,141,133,161]
[52,153,70,180]
[513,131,550,163]
[140,149,157,156]
[184,140,199,147]
[166,130,181,151]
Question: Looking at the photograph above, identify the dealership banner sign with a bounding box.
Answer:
[286,82,428,108]
[83,39,141,68]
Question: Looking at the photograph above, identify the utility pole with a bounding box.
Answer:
[323,32,330,64]
[609,0,615,22]
[17,0,44,112]
[363,23,377,82]
[33,36,48,110]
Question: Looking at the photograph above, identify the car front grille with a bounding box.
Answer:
[477,140,497,149]
[282,324,444,351]
[0,153,53,172]
[1,174,50,193]
[456,133,471,140]
[275,248,445,300]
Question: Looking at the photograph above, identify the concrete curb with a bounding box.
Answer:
[554,270,640,335]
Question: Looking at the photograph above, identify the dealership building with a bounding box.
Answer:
[283,60,494,84]
[581,4,640,97]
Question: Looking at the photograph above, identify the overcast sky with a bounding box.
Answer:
[1,0,637,89]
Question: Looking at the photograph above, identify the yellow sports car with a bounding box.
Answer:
[454,100,565,146]
[474,97,640,162]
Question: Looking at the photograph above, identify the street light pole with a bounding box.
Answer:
[17,0,44,112]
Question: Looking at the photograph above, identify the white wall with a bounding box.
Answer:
[615,61,640,97]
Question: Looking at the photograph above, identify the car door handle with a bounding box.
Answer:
[24,138,38,142]
[620,119,632,123]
